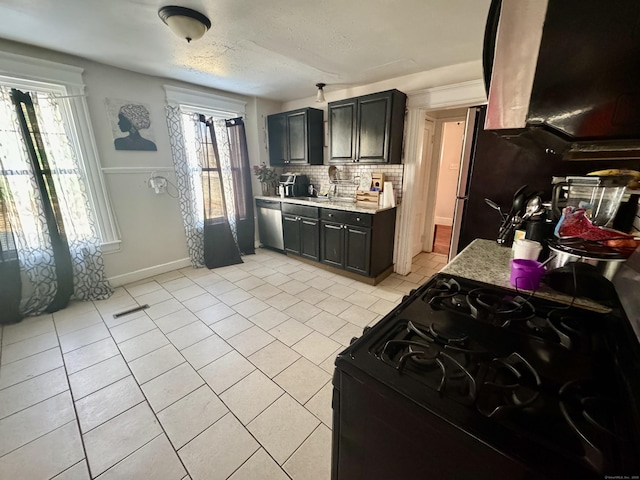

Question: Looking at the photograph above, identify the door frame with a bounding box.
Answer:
[411,115,435,257]
[422,114,468,253]
[394,80,485,275]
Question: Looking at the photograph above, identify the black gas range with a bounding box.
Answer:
[331,274,640,480]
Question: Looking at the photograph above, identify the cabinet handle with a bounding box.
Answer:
[328,213,333,217]
[356,217,360,221]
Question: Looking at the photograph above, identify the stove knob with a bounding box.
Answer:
[349,336,358,345]
[363,326,371,334]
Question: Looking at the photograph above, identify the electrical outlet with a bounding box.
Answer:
[149,175,167,194]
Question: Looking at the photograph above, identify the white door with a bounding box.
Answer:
[411,118,435,257]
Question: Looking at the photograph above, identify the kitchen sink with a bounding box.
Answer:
[300,196,330,203]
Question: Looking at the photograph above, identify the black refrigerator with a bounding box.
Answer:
[450,105,562,259]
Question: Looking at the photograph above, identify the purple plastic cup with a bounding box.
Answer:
[509,259,545,290]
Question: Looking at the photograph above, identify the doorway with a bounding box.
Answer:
[430,119,465,254]
[417,108,467,257]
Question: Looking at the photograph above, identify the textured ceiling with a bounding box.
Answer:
[0,0,491,101]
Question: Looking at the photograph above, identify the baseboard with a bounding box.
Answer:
[107,257,193,287]
[434,217,453,226]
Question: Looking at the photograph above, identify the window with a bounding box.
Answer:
[164,84,247,225]
[0,51,120,252]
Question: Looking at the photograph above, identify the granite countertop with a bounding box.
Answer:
[441,239,611,313]
[254,195,395,214]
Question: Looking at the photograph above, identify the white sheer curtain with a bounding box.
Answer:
[0,86,112,316]
[165,105,205,267]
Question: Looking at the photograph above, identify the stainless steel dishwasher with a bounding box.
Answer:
[256,198,284,251]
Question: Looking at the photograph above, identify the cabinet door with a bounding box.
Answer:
[300,217,320,261]
[321,221,344,268]
[282,215,301,255]
[287,111,307,164]
[357,92,392,163]
[344,225,371,275]
[267,113,287,166]
[329,100,357,163]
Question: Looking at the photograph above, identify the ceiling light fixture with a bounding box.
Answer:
[158,6,211,43]
[316,83,326,103]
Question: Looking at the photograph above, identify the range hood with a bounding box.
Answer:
[484,0,640,160]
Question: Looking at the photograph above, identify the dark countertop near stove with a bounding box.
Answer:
[441,239,610,313]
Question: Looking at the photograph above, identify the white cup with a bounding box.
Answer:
[513,239,543,261]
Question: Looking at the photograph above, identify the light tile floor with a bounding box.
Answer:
[0,249,447,480]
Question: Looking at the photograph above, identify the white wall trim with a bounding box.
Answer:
[0,51,85,87]
[102,166,174,174]
[395,108,426,275]
[395,79,486,275]
[164,84,246,116]
[406,80,486,109]
[434,216,453,226]
[0,51,121,251]
[107,257,193,287]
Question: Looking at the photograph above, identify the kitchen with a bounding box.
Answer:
[1,0,640,479]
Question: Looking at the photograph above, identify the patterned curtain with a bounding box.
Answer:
[0,86,112,320]
[165,105,205,267]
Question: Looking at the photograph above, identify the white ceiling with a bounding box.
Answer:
[0,0,491,102]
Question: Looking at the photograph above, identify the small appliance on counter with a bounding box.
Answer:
[551,175,631,226]
[278,173,309,198]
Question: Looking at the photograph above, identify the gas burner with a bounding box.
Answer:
[525,315,552,334]
[422,278,466,309]
[406,321,468,347]
[425,277,461,297]
[467,288,535,327]
[377,335,477,403]
[547,310,592,352]
[477,352,541,418]
[560,380,623,472]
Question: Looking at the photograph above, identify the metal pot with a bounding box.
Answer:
[547,243,627,281]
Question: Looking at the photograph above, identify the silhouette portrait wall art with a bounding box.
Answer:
[106,99,158,151]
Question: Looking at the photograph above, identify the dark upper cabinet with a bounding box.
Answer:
[328,99,357,162]
[268,108,324,166]
[329,90,407,164]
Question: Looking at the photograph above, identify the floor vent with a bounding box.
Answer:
[113,304,149,319]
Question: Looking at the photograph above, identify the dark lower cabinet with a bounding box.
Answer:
[283,214,302,255]
[344,225,371,275]
[320,221,372,275]
[300,217,320,261]
[280,201,396,282]
[320,207,395,279]
[320,221,345,268]
[282,203,320,261]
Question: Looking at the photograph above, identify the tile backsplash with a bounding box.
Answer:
[277,164,404,204]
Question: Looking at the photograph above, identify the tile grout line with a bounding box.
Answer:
[82,299,194,479]
[3,251,429,479]
[48,318,93,477]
